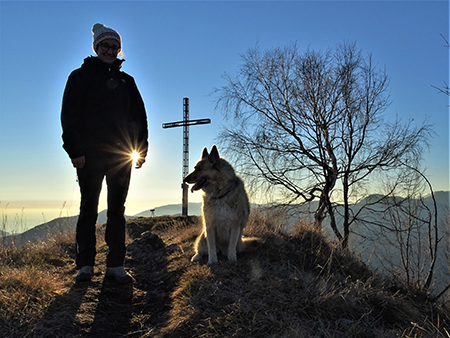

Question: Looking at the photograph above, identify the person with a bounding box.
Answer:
[61,23,148,283]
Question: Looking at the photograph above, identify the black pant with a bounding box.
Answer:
[75,151,132,269]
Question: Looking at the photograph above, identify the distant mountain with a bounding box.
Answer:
[1,203,203,247]
[2,193,447,250]
[0,229,11,237]
[357,190,449,210]
[428,190,450,208]
[1,215,78,247]
[134,203,202,218]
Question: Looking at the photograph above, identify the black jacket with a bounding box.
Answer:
[61,56,148,159]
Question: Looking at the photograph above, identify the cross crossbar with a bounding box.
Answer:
[162,118,211,129]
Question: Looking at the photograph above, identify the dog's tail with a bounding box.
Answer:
[237,237,264,253]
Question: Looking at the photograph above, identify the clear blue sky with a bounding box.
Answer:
[0,0,448,232]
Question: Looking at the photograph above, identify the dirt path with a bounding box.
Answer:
[29,222,184,338]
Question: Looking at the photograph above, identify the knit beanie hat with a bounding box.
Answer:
[92,23,121,53]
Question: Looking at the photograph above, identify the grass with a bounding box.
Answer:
[0,213,449,337]
[0,232,75,336]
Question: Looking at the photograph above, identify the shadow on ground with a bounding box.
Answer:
[31,222,178,338]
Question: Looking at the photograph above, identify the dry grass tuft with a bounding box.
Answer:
[0,232,75,336]
[153,212,450,338]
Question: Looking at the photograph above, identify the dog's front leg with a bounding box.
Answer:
[227,226,240,262]
[191,232,206,262]
[205,226,218,265]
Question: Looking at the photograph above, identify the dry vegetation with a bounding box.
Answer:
[0,213,449,337]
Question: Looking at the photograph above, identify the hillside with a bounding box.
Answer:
[1,203,203,247]
[0,214,449,337]
[1,215,78,247]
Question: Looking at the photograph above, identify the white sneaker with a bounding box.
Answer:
[105,266,133,284]
[75,266,93,283]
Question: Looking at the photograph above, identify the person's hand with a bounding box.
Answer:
[72,156,86,169]
[135,157,145,169]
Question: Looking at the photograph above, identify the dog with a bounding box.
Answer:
[184,145,257,264]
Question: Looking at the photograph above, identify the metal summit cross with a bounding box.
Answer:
[162,97,211,216]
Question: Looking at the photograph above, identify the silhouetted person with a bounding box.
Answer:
[61,23,148,283]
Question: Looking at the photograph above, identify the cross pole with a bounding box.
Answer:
[162,97,211,215]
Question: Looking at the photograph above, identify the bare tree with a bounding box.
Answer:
[351,161,445,293]
[215,41,433,248]
[432,34,449,97]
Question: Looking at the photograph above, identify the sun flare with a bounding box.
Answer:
[130,150,140,164]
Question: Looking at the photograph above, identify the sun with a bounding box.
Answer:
[130,150,140,164]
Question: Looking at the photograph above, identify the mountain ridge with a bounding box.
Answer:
[2,192,448,247]
[1,202,203,246]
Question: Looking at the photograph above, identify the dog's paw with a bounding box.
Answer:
[207,257,218,265]
[227,253,237,262]
[191,254,202,262]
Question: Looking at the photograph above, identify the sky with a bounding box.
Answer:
[0,0,448,233]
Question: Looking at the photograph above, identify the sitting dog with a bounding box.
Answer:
[184,145,257,264]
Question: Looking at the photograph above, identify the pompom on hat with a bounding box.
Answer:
[92,23,121,53]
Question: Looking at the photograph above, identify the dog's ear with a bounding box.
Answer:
[209,145,220,164]
[201,147,209,159]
